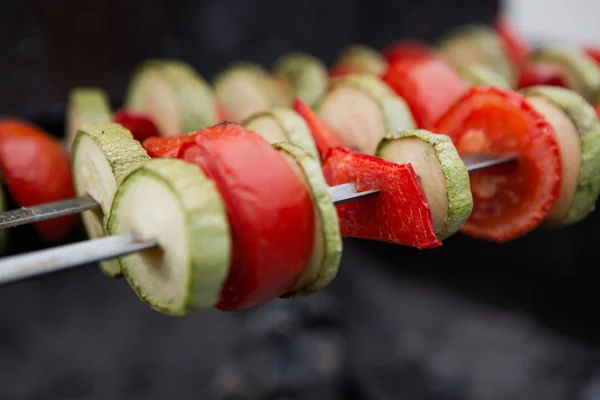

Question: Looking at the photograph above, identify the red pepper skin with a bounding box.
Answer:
[142,135,195,158]
[322,147,441,249]
[517,64,568,89]
[382,40,438,64]
[595,105,600,120]
[293,98,346,159]
[114,108,162,141]
[493,15,531,69]
[383,57,469,130]
[329,66,355,79]
[183,122,315,311]
[0,119,75,242]
[435,87,562,242]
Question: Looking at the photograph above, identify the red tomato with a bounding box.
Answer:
[435,87,562,242]
[322,147,440,249]
[517,64,568,89]
[293,98,346,159]
[0,119,76,242]
[493,14,531,69]
[382,40,438,64]
[184,122,315,311]
[383,57,469,130]
[142,135,195,158]
[114,108,162,141]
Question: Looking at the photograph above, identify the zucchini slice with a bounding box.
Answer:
[315,73,416,155]
[273,142,342,297]
[526,48,600,104]
[107,158,231,316]
[438,24,516,87]
[65,87,112,149]
[522,85,600,226]
[272,52,329,107]
[456,64,511,88]
[333,45,388,76]
[213,62,289,123]
[242,107,319,159]
[125,59,219,136]
[376,129,473,240]
[71,122,150,277]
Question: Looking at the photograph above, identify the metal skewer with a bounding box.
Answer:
[0,154,515,285]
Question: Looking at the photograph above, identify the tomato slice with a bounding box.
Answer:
[0,119,75,242]
[322,147,440,249]
[493,14,531,69]
[517,64,568,89]
[382,40,438,64]
[114,108,162,141]
[435,87,561,242]
[142,135,195,158]
[293,98,346,159]
[383,57,469,130]
[183,122,315,311]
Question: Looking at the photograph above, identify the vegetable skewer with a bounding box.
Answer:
[0,153,513,287]
[0,154,513,230]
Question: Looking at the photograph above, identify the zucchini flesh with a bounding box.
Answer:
[65,87,112,150]
[376,129,473,240]
[242,107,319,159]
[315,73,415,155]
[125,59,219,136]
[107,158,231,316]
[272,52,329,107]
[457,64,511,88]
[71,122,150,277]
[273,142,342,297]
[333,45,388,76]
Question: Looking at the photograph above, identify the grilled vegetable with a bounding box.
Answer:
[525,48,600,103]
[294,98,345,160]
[493,15,531,69]
[182,123,314,311]
[457,64,510,88]
[0,186,6,254]
[517,64,568,89]
[316,74,415,154]
[71,122,150,276]
[0,119,76,242]
[113,108,162,141]
[272,52,329,107]
[107,158,231,315]
[435,87,562,242]
[274,142,342,298]
[213,62,289,123]
[383,57,468,130]
[522,86,600,226]
[242,107,319,159]
[438,24,516,87]
[65,87,112,149]
[382,40,438,64]
[376,130,472,240]
[125,59,219,136]
[323,147,440,249]
[331,45,388,77]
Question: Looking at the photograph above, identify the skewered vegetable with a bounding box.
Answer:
[293,98,345,160]
[331,45,388,77]
[493,15,531,70]
[71,122,150,276]
[522,86,600,226]
[242,107,319,159]
[113,109,162,141]
[382,40,438,64]
[65,87,112,149]
[435,87,562,242]
[457,64,511,88]
[316,74,415,154]
[376,130,473,240]
[272,52,329,107]
[107,158,232,315]
[517,64,567,89]
[125,59,220,136]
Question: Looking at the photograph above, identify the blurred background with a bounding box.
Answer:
[2,1,600,399]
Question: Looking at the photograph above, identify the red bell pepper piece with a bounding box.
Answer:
[322,147,441,249]
[183,122,315,311]
[435,87,562,242]
[382,40,438,64]
[293,98,346,159]
[0,119,75,242]
[142,134,195,158]
[329,66,355,79]
[584,47,600,66]
[383,57,469,130]
[517,64,568,89]
[595,105,600,120]
[493,14,531,70]
[114,108,162,141]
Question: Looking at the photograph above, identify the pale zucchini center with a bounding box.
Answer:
[217,73,272,122]
[137,71,180,136]
[527,96,582,221]
[319,87,385,155]
[245,116,288,144]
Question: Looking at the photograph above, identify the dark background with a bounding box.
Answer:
[3,1,600,399]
